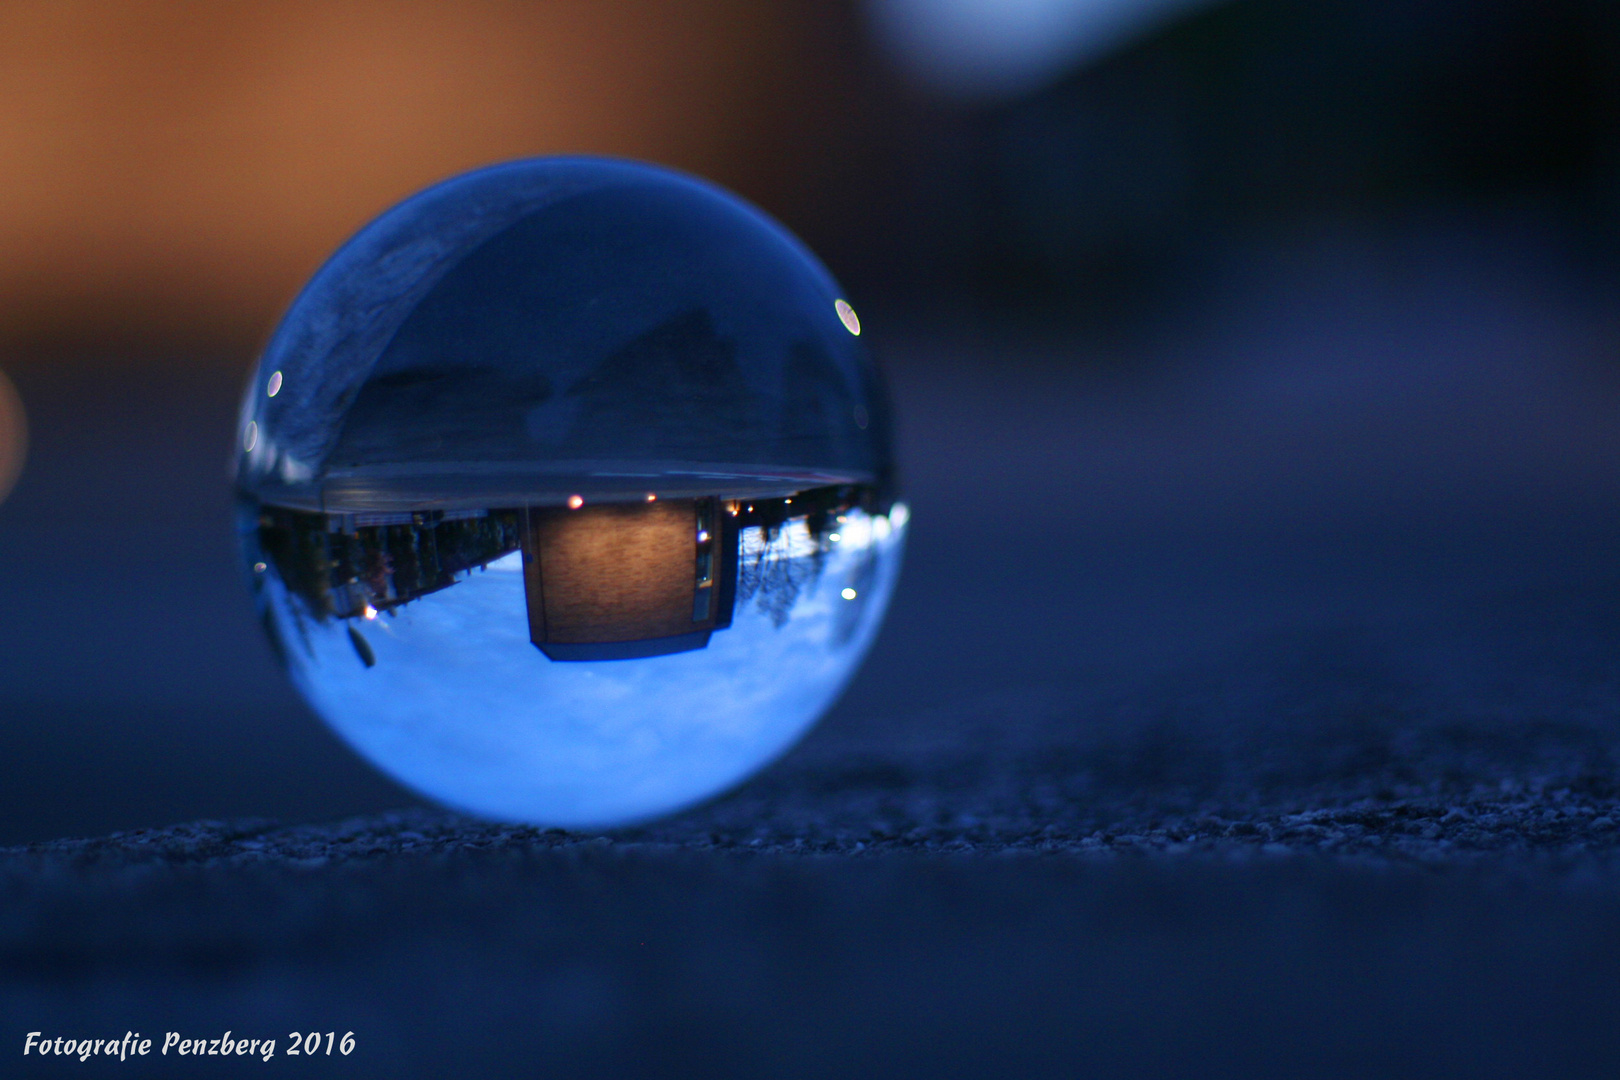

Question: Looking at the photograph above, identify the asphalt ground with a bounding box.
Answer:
[3,228,1620,1076]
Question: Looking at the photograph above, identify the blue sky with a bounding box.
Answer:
[268,511,906,827]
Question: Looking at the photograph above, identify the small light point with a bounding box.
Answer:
[646,492,657,502]
[835,299,861,336]
[567,494,584,509]
[841,587,858,600]
[266,370,283,397]
[243,420,258,452]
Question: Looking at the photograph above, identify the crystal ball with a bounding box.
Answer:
[236,158,905,827]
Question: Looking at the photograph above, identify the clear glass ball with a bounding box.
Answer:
[236,158,905,827]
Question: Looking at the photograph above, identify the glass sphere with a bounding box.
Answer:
[236,158,905,828]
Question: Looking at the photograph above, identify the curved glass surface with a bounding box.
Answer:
[236,158,904,827]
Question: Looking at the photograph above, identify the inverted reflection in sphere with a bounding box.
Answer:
[236,158,904,828]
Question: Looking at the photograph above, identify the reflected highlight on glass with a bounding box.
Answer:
[835,298,862,336]
[0,368,26,507]
[236,157,904,828]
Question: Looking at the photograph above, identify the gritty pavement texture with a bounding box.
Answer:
[6,237,1620,1076]
[7,578,1620,1078]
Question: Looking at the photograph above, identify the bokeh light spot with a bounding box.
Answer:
[835,298,861,335]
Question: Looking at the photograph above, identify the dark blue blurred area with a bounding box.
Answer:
[835,0,1620,320]
[6,2,1620,1076]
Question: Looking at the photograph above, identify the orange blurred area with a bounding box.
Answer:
[0,1,838,356]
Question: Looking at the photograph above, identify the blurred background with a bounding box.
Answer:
[2,0,1620,843]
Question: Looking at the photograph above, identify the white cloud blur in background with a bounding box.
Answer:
[866,0,1223,102]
